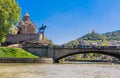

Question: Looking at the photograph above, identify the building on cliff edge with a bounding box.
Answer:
[5,12,45,45]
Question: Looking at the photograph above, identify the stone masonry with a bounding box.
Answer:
[6,33,44,44]
[18,12,36,34]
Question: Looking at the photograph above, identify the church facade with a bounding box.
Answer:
[17,13,36,34]
[5,13,44,44]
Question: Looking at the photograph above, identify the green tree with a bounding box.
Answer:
[0,0,21,43]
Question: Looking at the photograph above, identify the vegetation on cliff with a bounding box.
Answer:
[0,47,39,58]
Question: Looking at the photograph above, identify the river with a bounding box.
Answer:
[0,63,120,78]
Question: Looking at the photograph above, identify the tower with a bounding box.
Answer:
[91,29,96,34]
[24,12,30,21]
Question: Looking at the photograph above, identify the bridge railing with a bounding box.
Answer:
[54,45,120,49]
[77,45,120,49]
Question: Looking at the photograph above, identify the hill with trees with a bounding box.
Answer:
[62,30,120,48]
[103,30,120,40]
[79,30,106,41]
[61,30,120,61]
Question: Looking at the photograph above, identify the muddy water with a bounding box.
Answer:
[0,63,120,78]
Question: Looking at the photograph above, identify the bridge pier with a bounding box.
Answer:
[47,46,53,58]
[40,58,54,64]
[53,59,59,63]
[22,44,54,63]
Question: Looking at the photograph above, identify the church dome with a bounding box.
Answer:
[24,12,30,17]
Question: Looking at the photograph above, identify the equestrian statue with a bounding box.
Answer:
[39,24,47,33]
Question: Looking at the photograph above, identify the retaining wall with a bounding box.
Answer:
[0,58,53,63]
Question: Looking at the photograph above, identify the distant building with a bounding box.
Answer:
[109,40,120,46]
[91,29,96,34]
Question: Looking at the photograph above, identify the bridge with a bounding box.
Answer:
[53,48,120,63]
[23,45,120,63]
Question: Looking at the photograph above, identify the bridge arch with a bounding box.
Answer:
[54,50,120,63]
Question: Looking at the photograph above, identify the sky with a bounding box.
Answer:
[16,0,120,45]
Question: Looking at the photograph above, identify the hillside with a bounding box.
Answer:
[62,30,120,47]
[79,30,106,40]
[0,47,39,58]
[103,30,120,40]
[61,30,120,61]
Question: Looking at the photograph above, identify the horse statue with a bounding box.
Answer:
[39,24,47,33]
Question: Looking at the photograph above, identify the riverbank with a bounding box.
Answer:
[0,58,53,63]
[0,47,38,58]
[0,47,54,63]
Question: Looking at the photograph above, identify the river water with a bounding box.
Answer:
[0,63,120,78]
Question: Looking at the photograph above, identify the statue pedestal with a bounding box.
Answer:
[38,32,44,40]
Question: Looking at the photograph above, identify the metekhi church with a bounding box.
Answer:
[17,12,36,34]
[5,12,45,44]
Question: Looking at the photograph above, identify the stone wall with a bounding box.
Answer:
[22,45,53,58]
[0,58,53,63]
[18,20,36,34]
[23,46,49,57]
[6,33,44,44]
[0,58,40,63]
